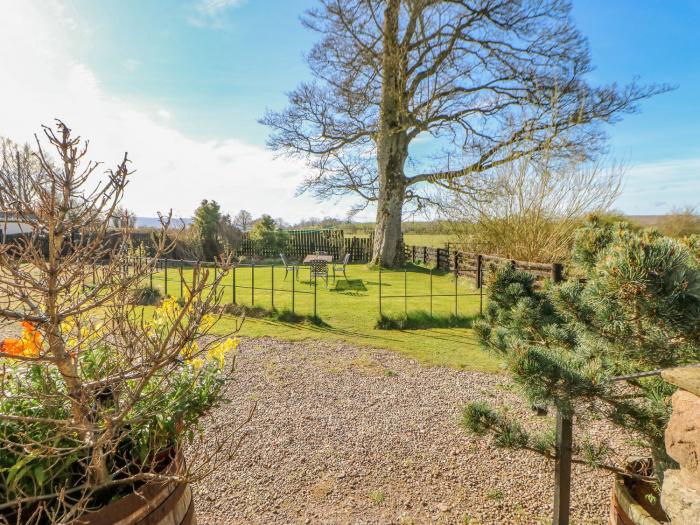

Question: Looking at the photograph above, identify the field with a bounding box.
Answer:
[344,232,457,248]
[145,262,499,372]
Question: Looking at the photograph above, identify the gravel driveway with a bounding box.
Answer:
[191,337,621,524]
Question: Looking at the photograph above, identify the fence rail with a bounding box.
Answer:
[403,244,563,282]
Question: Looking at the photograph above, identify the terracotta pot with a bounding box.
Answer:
[74,452,196,525]
[609,459,667,525]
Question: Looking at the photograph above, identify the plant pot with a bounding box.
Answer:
[74,451,196,525]
[609,459,667,525]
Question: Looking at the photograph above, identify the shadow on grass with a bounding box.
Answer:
[332,279,368,294]
[401,262,449,276]
[221,304,328,327]
[375,310,476,330]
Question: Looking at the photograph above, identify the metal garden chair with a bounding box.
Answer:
[279,253,298,280]
[309,259,329,287]
[333,253,351,282]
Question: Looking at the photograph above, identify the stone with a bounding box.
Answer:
[665,390,700,475]
[661,469,700,525]
[662,367,700,397]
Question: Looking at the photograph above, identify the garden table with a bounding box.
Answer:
[303,254,333,286]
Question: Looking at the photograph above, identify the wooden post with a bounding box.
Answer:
[553,409,573,525]
[232,265,236,304]
[475,254,482,289]
[551,262,564,283]
[164,258,168,296]
[551,263,570,525]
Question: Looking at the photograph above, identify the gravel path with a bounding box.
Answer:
[190,337,625,524]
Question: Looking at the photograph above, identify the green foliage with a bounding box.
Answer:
[250,214,288,254]
[131,285,162,305]
[471,219,700,480]
[376,311,474,330]
[193,199,223,260]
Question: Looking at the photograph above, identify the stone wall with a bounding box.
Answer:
[661,367,700,524]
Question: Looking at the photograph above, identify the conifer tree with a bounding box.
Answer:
[464,219,700,482]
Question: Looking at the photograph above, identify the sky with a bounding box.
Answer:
[0,0,698,221]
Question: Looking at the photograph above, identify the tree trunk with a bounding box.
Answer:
[371,0,407,268]
[372,136,407,267]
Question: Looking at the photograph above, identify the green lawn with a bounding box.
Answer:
[145,262,499,372]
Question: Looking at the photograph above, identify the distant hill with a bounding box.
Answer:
[134,217,192,229]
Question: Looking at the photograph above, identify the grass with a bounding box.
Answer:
[143,262,499,372]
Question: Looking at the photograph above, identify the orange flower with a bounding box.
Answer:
[1,321,42,358]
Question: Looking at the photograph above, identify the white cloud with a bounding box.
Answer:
[617,158,700,214]
[187,0,246,28]
[0,1,347,223]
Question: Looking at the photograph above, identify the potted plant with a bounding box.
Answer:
[462,218,700,523]
[0,122,241,524]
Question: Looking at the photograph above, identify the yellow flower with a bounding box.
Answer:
[60,318,75,334]
[205,337,239,367]
[200,314,216,331]
[189,357,205,369]
[182,341,199,359]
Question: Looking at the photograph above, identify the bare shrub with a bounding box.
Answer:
[443,155,622,262]
[658,205,700,238]
[0,121,243,524]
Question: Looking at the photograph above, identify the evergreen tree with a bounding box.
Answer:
[193,199,223,261]
[464,219,700,482]
[250,214,287,254]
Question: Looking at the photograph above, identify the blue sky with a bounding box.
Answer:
[0,0,698,219]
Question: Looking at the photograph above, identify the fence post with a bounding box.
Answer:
[475,254,482,289]
[180,260,184,298]
[429,268,433,318]
[149,261,153,289]
[313,270,317,319]
[271,264,275,310]
[378,265,382,318]
[164,258,168,296]
[232,265,236,304]
[404,268,407,315]
[454,252,459,317]
[251,264,255,306]
[551,262,564,283]
[292,266,295,313]
[553,409,573,525]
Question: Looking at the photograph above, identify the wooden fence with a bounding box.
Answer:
[234,230,374,262]
[403,244,563,283]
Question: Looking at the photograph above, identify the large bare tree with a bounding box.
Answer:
[262,0,669,266]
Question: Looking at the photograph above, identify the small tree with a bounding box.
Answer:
[0,122,242,523]
[250,214,287,254]
[464,219,700,483]
[193,199,223,260]
[233,209,253,232]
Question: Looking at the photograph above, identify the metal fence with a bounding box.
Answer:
[377,264,485,318]
[144,258,323,318]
